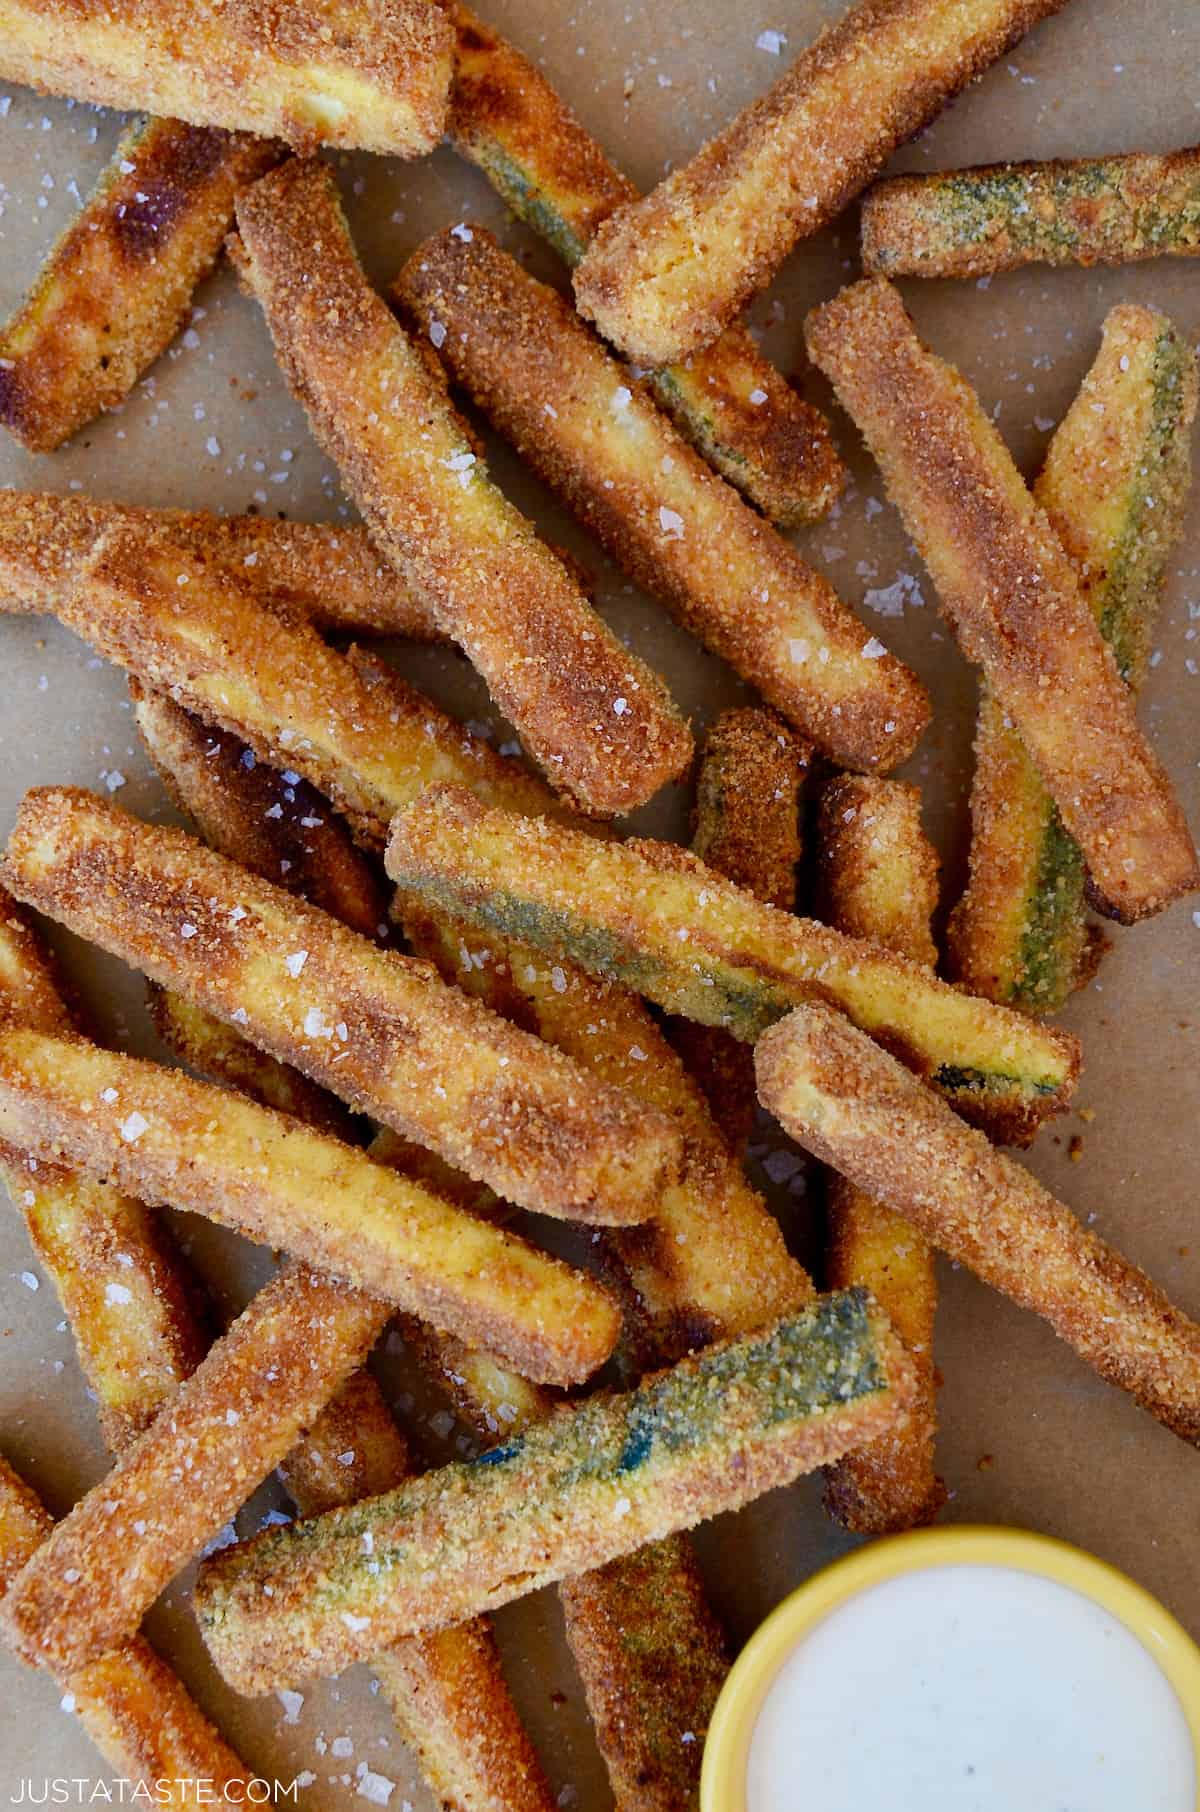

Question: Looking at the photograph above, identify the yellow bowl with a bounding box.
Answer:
[701,1524,1200,1811]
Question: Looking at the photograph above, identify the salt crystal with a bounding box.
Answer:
[756,28,785,53]
[659,505,684,537]
[277,1689,304,1725]
[285,950,308,977]
[429,320,447,349]
[342,1612,372,1632]
[119,1112,148,1143]
[861,636,887,659]
[356,1771,395,1806]
[105,1282,133,1306]
[19,1271,38,1291]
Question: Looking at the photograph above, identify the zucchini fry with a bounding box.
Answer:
[447,4,843,527]
[0,1027,617,1381]
[0,119,280,452]
[669,708,808,1151]
[0,1458,253,1801]
[0,489,443,639]
[757,1003,1200,1446]
[862,146,1200,279]
[396,229,927,775]
[62,521,553,851]
[195,1290,914,1692]
[4,789,682,1226]
[805,278,1199,924]
[385,788,1080,1145]
[0,890,207,1449]
[0,1262,388,1677]
[572,0,1072,366]
[231,158,691,818]
[818,777,944,1534]
[0,0,454,157]
[949,305,1199,1010]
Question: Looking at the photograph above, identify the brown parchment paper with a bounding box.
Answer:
[0,0,1198,1803]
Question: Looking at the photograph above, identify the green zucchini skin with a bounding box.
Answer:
[949,306,1198,1013]
[863,147,1200,278]
[196,1290,909,1692]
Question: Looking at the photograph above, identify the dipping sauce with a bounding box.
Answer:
[746,1564,1195,1811]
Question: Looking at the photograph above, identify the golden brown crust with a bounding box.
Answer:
[573,0,1072,364]
[446,5,843,527]
[0,119,280,452]
[396,228,927,775]
[0,1263,388,1676]
[558,1539,728,1812]
[0,1026,618,1382]
[385,787,1080,1145]
[194,1294,915,1692]
[757,1003,1200,1446]
[0,1455,55,1593]
[862,147,1200,278]
[4,788,681,1229]
[0,488,443,639]
[232,158,691,817]
[65,522,552,852]
[0,887,208,1450]
[817,776,944,1534]
[132,686,390,938]
[805,278,1198,924]
[0,0,454,156]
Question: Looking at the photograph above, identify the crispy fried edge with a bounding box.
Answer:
[395,226,927,776]
[3,788,682,1228]
[0,0,454,156]
[572,0,1071,365]
[231,156,691,818]
[757,1002,1200,1446]
[817,776,945,1534]
[0,1262,388,1677]
[193,1293,914,1692]
[949,304,1199,1008]
[862,146,1200,278]
[385,787,1080,1144]
[0,489,443,639]
[0,118,280,452]
[65,521,553,851]
[805,277,1199,925]
[446,3,843,526]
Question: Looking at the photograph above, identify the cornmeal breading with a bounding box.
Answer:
[573,0,1073,365]
[397,228,928,775]
[0,119,280,451]
[806,278,1198,924]
[386,788,1080,1145]
[757,1003,1200,1445]
[231,157,691,817]
[195,1291,915,1693]
[0,0,454,156]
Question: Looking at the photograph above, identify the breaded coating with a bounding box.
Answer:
[396,229,927,775]
[0,1263,388,1677]
[0,489,443,639]
[0,119,279,453]
[818,777,944,1535]
[805,278,1199,924]
[446,4,843,527]
[0,1026,620,1383]
[949,306,1198,1010]
[399,902,811,1369]
[1,1455,253,1796]
[386,788,1079,1145]
[231,159,691,818]
[132,687,390,938]
[0,890,206,1449]
[572,0,1073,366]
[63,522,552,851]
[194,1291,914,1692]
[0,0,454,156]
[4,789,682,1227]
[558,1542,728,1812]
[670,708,809,1150]
[148,985,358,1141]
[862,146,1200,278]
[757,1003,1200,1446]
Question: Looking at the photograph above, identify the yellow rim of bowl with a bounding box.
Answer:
[700,1524,1200,1812]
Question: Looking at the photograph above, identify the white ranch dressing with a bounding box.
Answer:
[746,1564,1194,1811]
